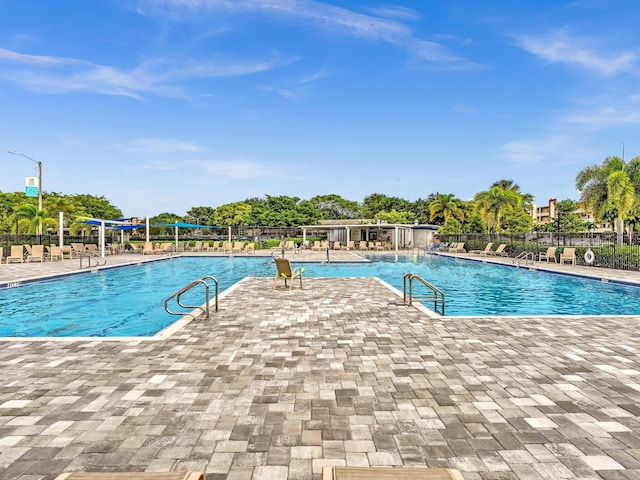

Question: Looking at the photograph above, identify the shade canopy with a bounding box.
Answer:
[154,222,221,229]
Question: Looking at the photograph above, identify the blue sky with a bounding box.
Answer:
[1,0,638,217]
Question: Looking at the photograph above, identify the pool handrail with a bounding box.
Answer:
[164,275,219,320]
[403,272,445,315]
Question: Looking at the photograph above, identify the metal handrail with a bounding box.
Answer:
[403,272,445,315]
[78,251,107,268]
[164,275,219,320]
[513,251,534,266]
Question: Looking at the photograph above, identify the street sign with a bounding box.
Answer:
[25,177,39,198]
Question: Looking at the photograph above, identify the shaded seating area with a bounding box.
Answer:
[273,258,304,290]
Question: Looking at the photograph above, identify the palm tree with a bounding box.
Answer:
[9,204,57,241]
[428,193,464,225]
[473,186,521,233]
[576,156,640,244]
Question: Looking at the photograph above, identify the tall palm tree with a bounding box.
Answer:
[428,193,464,225]
[9,204,57,240]
[474,186,521,232]
[576,156,640,244]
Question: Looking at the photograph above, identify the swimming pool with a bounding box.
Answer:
[1,255,640,337]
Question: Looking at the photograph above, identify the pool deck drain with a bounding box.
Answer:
[0,251,639,479]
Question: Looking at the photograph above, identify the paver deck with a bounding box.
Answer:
[1,251,639,479]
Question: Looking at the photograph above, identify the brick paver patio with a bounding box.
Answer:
[0,252,639,479]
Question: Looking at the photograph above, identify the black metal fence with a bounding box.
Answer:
[438,232,640,271]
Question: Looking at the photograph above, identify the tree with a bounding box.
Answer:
[374,209,415,224]
[551,200,589,232]
[428,193,464,225]
[68,194,123,219]
[8,204,57,237]
[309,194,360,219]
[576,155,640,244]
[213,202,252,227]
[473,186,522,232]
[361,193,411,218]
[410,196,435,224]
[184,206,216,226]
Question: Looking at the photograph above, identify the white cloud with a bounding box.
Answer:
[138,158,277,180]
[363,6,421,22]
[516,27,637,76]
[120,138,202,154]
[501,136,571,164]
[0,48,288,98]
[564,107,640,128]
[138,0,476,69]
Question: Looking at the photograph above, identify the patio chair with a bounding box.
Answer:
[449,242,466,253]
[54,472,205,480]
[273,258,303,290]
[142,242,157,255]
[48,246,64,261]
[27,244,45,262]
[5,245,24,263]
[559,247,576,265]
[470,242,493,255]
[487,243,507,257]
[538,246,557,262]
[322,466,465,480]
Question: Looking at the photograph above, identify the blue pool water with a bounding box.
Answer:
[1,255,640,337]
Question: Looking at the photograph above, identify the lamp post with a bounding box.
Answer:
[8,150,43,234]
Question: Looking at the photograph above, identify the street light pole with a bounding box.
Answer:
[8,150,43,234]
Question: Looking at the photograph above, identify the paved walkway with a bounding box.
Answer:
[0,251,639,479]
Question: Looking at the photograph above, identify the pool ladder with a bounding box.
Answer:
[164,275,219,320]
[403,273,445,315]
[513,251,534,266]
[78,251,107,269]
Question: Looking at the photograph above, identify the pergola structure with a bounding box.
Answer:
[300,222,430,251]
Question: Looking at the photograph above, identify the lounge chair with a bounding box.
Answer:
[6,246,22,264]
[470,242,493,255]
[347,241,355,250]
[273,258,303,290]
[322,466,465,480]
[358,240,368,251]
[311,240,321,251]
[48,246,64,261]
[142,242,157,255]
[333,241,341,250]
[190,241,203,252]
[27,244,45,262]
[210,240,220,251]
[54,472,205,480]
[559,247,576,265]
[538,246,557,263]
[449,242,466,253]
[243,242,255,254]
[487,243,507,256]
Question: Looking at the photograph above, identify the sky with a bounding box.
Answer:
[1,0,639,217]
